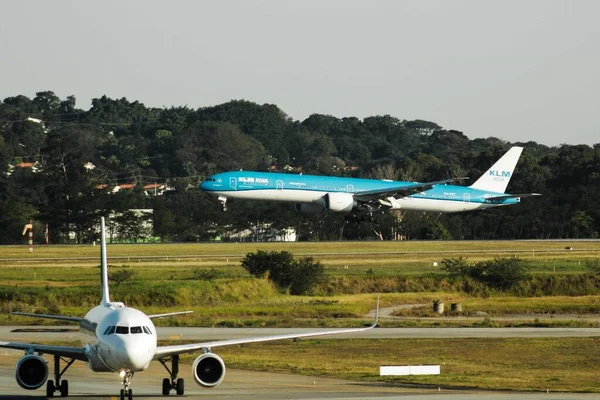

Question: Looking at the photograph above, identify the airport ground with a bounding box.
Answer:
[2,240,600,396]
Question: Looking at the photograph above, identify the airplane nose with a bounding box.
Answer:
[200,181,210,191]
[115,341,153,370]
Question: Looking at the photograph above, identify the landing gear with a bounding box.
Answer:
[120,370,134,400]
[120,388,132,400]
[159,354,184,395]
[46,354,74,397]
[218,196,228,212]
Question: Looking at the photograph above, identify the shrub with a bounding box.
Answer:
[443,257,528,291]
[241,250,294,278]
[110,269,136,285]
[585,258,600,275]
[241,251,325,295]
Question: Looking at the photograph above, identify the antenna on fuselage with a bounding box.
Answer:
[100,217,110,306]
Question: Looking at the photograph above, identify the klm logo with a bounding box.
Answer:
[489,170,511,178]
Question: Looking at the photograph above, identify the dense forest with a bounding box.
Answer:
[0,91,599,244]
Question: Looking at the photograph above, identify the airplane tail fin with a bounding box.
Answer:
[100,217,110,306]
[469,146,523,193]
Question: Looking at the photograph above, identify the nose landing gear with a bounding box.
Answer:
[217,196,228,212]
[119,370,133,400]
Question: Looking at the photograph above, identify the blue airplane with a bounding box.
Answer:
[200,146,540,214]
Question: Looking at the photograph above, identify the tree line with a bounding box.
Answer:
[0,91,599,244]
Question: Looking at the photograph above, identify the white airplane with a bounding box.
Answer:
[0,217,378,400]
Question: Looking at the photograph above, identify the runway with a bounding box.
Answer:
[2,326,600,343]
[0,326,599,399]
[0,353,597,400]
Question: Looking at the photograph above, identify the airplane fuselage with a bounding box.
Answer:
[81,304,156,373]
[200,171,519,213]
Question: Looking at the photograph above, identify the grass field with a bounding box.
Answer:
[206,337,600,392]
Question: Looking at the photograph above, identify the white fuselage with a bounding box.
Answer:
[80,303,157,373]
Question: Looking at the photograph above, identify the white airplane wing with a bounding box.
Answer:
[1,312,88,360]
[153,299,379,359]
[0,341,87,361]
[353,178,467,202]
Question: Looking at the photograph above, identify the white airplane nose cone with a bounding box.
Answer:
[115,341,153,370]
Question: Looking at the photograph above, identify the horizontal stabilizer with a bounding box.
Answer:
[148,311,194,319]
[485,193,541,201]
[11,312,83,323]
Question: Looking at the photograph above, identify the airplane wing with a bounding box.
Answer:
[148,311,194,319]
[153,298,379,360]
[0,341,87,361]
[11,312,84,323]
[353,178,468,202]
[485,193,542,202]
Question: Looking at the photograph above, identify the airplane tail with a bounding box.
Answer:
[469,146,523,193]
[100,217,110,306]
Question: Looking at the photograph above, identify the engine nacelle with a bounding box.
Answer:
[15,354,48,390]
[192,353,226,387]
[294,203,326,213]
[325,192,356,212]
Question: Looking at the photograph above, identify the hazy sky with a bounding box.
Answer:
[1,0,599,146]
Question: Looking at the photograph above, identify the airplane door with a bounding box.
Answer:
[463,193,471,203]
[276,180,284,190]
[347,184,354,193]
[230,177,237,190]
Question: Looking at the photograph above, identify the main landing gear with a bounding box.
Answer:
[218,196,228,212]
[159,354,185,396]
[47,354,75,397]
[119,370,133,400]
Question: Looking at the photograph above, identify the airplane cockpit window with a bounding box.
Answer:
[115,326,129,334]
[142,326,152,334]
[130,326,143,334]
[103,326,116,335]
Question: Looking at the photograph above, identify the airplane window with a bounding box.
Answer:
[103,326,112,335]
[130,326,143,334]
[115,326,129,334]
[142,326,151,334]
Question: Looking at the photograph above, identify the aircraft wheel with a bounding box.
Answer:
[47,380,55,398]
[127,388,133,400]
[120,389,125,400]
[60,380,69,397]
[176,378,184,395]
[162,378,171,395]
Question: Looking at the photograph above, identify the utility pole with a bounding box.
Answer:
[22,219,34,253]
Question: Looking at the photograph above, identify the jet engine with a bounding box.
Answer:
[192,353,226,387]
[325,192,356,212]
[15,354,48,390]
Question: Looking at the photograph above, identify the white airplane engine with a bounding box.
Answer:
[15,354,48,390]
[325,192,356,212]
[192,353,226,387]
[294,203,326,213]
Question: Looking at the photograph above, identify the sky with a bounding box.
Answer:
[1,0,599,146]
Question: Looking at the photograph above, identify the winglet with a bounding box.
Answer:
[100,217,110,306]
[373,295,380,327]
